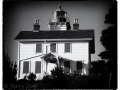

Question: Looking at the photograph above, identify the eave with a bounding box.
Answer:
[15,38,93,42]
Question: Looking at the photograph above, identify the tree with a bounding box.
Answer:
[98,1,117,89]
[99,1,117,61]
[3,52,17,86]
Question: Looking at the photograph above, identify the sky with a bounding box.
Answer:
[3,0,113,63]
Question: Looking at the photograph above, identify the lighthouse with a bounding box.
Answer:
[48,5,71,31]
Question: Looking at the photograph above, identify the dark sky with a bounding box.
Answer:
[3,1,113,63]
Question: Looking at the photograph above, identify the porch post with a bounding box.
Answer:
[41,58,44,74]
[46,61,48,73]
[56,56,59,66]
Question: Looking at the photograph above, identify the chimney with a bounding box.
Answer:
[33,19,40,32]
[73,19,79,30]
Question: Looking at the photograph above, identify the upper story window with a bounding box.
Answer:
[65,43,71,53]
[23,61,29,74]
[36,44,42,53]
[50,43,56,53]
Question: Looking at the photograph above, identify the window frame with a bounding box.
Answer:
[64,42,72,53]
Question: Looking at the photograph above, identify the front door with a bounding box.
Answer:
[46,58,57,75]
[47,62,56,74]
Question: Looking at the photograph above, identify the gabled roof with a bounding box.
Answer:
[14,30,94,40]
[41,52,59,60]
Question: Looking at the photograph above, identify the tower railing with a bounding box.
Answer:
[50,17,70,23]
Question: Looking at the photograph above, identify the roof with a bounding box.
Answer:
[54,5,67,13]
[15,30,95,54]
[15,30,94,40]
[41,52,58,60]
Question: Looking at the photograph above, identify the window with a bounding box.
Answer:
[35,61,41,73]
[50,43,56,53]
[23,61,29,74]
[36,44,42,53]
[76,61,82,71]
[64,61,70,73]
[65,43,71,53]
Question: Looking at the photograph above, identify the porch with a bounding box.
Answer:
[41,53,84,75]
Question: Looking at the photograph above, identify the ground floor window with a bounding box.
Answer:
[64,61,70,73]
[35,61,41,73]
[23,61,29,74]
[76,61,82,73]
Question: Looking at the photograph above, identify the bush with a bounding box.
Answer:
[36,65,110,89]
[36,66,70,89]
[15,65,110,89]
[27,72,37,82]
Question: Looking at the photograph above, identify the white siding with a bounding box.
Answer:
[18,41,90,79]
[20,42,89,61]
[57,42,89,75]
[57,42,89,63]
[19,57,44,80]
[20,43,43,60]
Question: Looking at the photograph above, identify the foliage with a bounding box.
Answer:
[27,72,37,82]
[99,26,117,61]
[38,66,110,89]
[3,52,17,85]
[99,1,117,61]
[51,66,71,88]
[51,66,64,79]
[40,66,70,88]
[90,60,110,74]
[98,2,117,88]
[104,1,117,25]
[14,65,111,89]
[37,75,53,88]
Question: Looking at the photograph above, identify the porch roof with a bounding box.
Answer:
[41,52,61,60]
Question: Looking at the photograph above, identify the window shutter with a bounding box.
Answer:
[36,44,42,53]
[76,61,82,71]
[23,61,29,73]
[64,61,70,73]
[50,43,56,53]
[35,61,41,73]
[65,43,70,53]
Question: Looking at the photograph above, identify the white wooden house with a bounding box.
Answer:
[15,5,95,80]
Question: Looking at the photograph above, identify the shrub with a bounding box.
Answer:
[15,65,110,89]
[51,66,64,79]
[27,72,37,82]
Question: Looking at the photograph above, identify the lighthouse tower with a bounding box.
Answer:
[48,5,71,31]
